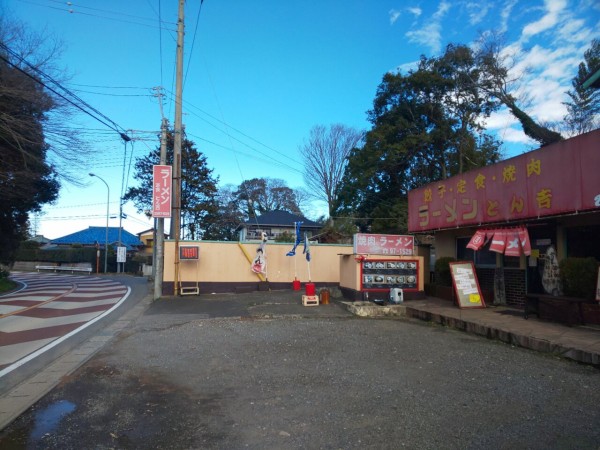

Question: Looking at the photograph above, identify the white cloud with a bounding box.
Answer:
[500,127,535,146]
[500,0,518,33]
[392,60,419,74]
[484,109,519,131]
[405,1,451,54]
[406,25,443,54]
[407,7,422,17]
[521,0,567,40]
[556,18,597,45]
[389,9,401,24]
[466,1,490,25]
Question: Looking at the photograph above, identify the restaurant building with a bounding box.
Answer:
[408,129,600,308]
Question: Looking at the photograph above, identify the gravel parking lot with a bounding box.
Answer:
[1,298,599,449]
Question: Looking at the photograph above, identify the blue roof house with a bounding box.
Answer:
[50,226,144,251]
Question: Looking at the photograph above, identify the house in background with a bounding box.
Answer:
[51,226,144,252]
[30,235,51,246]
[238,211,322,241]
[137,228,169,256]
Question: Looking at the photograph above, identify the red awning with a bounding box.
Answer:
[467,227,531,256]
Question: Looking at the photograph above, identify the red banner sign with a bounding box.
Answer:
[408,131,600,232]
[354,233,414,256]
[152,165,172,218]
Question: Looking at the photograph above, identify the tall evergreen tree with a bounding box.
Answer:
[336,45,502,233]
[123,131,219,240]
[563,39,600,136]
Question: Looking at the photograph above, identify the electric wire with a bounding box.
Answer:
[183,0,205,89]
[164,87,304,167]
[0,42,130,139]
[69,88,154,98]
[18,0,177,31]
[158,0,164,87]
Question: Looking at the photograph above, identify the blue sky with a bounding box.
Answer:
[2,0,599,239]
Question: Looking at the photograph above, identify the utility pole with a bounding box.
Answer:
[171,0,185,296]
[154,115,168,300]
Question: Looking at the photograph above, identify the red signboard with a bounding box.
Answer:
[408,130,600,232]
[179,246,199,260]
[353,233,414,256]
[152,165,172,218]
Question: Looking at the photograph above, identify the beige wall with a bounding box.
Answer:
[434,228,474,259]
[163,240,354,283]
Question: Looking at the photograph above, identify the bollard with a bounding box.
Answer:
[320,288,330,305]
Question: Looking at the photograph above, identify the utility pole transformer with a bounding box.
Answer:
[172,0,185,296]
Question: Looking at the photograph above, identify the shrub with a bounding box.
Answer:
[274,231,295,243]
[434,256,456,286]
[19,240,42,249]
[559,257,598,300]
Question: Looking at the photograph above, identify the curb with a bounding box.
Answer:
[340,301,600,366]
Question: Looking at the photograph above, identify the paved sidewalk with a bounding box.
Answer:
[345,297,600,366]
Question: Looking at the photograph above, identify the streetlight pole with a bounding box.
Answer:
[89,173,109,273]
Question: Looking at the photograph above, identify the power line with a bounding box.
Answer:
[66,83,153,90]
[19,0,177,31]
[0,42,130,140]
[186,133,303,175]
[163,88,304,166]
[183,0,205,89]
[69,88,154,98]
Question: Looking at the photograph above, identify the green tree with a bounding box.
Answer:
[202,184,244,241]
[123,131,219,240]
[563,39,600,136]
[234,178,302,218]
[336,44,502,233]
[0,19,61,265]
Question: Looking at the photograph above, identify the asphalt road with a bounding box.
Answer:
[1,293,599,449]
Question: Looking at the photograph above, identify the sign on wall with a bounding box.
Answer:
[152,165,172,218]
[180,246,199,260]
[449,261,485,309]
[408,132,600,232]
[353,233,414,256]
[360,259,419,291]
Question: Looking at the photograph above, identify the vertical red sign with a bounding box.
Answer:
[152,165,172,218]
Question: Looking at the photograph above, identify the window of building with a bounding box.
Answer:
[456,237,497,267]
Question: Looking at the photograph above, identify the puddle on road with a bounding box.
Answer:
[30,399,76,440]
[0,399,76,448]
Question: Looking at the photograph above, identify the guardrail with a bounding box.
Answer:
[35,265,93,274]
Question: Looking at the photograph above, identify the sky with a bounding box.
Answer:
[1,0,599,240]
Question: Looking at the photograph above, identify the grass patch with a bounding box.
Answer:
[0,277,17,294]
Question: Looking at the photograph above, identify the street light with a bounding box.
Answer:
[89,173,109,273]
